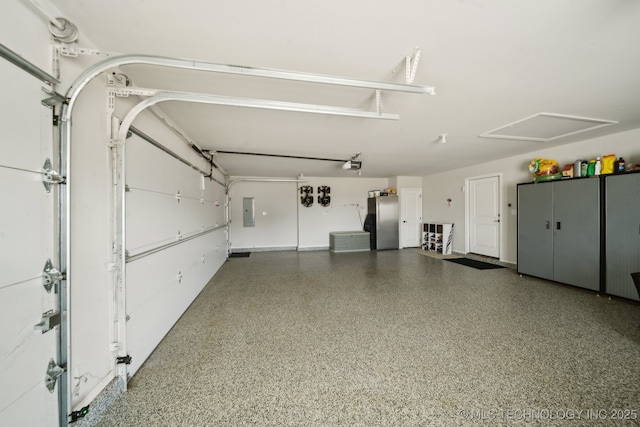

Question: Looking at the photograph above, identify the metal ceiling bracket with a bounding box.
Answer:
[43,258,65,292]
[406,48,421,85]
[110,87,158,98]
[35,310,61,334]
[175,191,182,202]
[40,87,65,108]
[375,90,382,115]
[106,72,130,88]
[46,358,65,393]
[58,43,111,58]
[42,158,65,193]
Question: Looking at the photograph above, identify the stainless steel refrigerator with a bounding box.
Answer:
[365,196,399,250]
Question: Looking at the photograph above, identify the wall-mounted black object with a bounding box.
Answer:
[300,186,313,207]
[318,186,331,207]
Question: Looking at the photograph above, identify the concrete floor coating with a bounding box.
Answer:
[95,250,640,426]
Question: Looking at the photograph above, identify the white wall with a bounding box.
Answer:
[228,177,388,251]
[298,177,388,249]
[228,180,298,251]
[422,129,640,264]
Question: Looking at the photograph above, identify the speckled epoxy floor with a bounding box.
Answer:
[95,250,640,426]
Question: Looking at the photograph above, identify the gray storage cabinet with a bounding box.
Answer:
[517,178,600,291]
[605,173,640,301]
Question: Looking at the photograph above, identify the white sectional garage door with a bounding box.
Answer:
[124,129,227,376]
[0,59,60,426]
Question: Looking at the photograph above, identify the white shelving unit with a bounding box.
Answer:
[422,223,454,255]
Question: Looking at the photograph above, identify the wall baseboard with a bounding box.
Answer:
[231,246,297,253]
[297,246,330,252]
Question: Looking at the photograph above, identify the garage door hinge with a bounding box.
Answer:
[34,310,61,333]
[42,158,66,193]
[116,355,132,365]
[69,405,90,423]
[45,358,66,392]
[43,258,65,292]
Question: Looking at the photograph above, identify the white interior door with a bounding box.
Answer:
[400,188,422,248]
[0,60,59,426]
[468,175,500,258]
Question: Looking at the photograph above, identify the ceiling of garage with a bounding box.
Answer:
[50,0,640,178]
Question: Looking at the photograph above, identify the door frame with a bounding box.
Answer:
[464,173,504,260]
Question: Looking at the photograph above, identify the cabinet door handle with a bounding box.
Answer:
[556,221,561,230]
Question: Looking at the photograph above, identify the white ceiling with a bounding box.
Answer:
[52,0,640,178]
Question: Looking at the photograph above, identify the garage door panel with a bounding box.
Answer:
[0,51,59,427]
[177,198,216,234]
[126,135,178,193]
[0,168,54,287]
[0,376,58,426]
[126,135,202,199]
[203,179,223,203]
[194,201,222,228]
[126,231,226,376]
[0,61,52,170]
[0,278,57,414]
[126,190,181,252]
[127,193,220,253]
[126,233,222,315]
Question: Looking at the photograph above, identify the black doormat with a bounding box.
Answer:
[445,258,505,270]
[229,252,250,258]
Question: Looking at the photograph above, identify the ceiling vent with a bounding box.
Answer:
[479,113,617,142]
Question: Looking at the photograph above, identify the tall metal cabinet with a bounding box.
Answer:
[605,173,640,301]
[517,178,601,291]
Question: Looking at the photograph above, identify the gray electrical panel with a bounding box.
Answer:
[243,197,255,227]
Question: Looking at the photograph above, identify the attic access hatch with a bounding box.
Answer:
[479,113,617,142]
